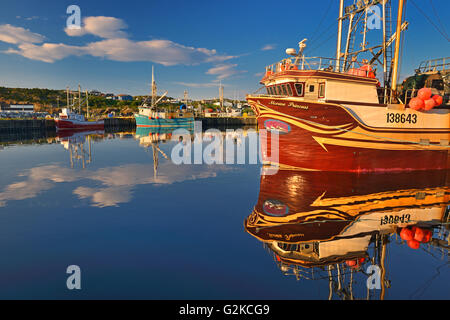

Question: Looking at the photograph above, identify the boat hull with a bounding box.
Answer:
[55,119,104,131]
[135,114,194,128]
[247,96,450,172]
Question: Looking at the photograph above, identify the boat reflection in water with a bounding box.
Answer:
[245,168,449,299]
[135,126,196,178]
[56,129,105,168]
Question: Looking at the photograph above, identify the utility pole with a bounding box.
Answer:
[219,81,224,111]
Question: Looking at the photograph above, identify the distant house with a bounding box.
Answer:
[89,90,102,96]
[105,93,117,100]
[0,104,35,112]
[117,94,133,101]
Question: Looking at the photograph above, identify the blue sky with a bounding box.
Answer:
[0,0,448,100]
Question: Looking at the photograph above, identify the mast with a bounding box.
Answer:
[382,0,388,103]
[151,66,157,108]
[390,0,405,101]
[78,84,81,114]
[66,87,70,110]
[335,0,345,72]
[85,90,89,118]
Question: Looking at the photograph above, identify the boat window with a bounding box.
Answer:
[270,86,275,95]
[281,85,287,96]
[266,87,271,95]
[318,83,325,98]
[431,79,444,90]
[286,84,293,96]
[276,86,282,95]
[294,83,304,96]
[309,85,315,93]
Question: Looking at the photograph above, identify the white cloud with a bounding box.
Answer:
[206,64,246,80]
[0,24,45,44]
[5,42,85,63]
[85,38,232,66]
[261,44,276,51]
[1,18,236,66]
[65,16,128,39]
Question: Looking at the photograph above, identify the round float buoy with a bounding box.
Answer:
[413,227,427,242]
[424,98,436,111]
[400,227,414,241]
[407,240,420,249]
[345,260,357,267]
[422,230,432,243]
[409,97,424,110]
[432,95,443,106]
[417,88,432,100]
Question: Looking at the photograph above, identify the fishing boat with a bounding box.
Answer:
[246,0,450,172]
[134,67,194,128]
[55,86,104,131]
[55,108,104,131]
[245,167,450,299]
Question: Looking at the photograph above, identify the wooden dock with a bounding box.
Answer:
[0,116,257,133]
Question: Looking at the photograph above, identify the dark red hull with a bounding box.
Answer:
[250,97,449,172]
[55,119,104,131]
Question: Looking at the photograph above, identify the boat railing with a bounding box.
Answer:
[263,56,377,78]
[417,57,450,74]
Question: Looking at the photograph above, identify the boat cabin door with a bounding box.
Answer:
[304,80,319,100]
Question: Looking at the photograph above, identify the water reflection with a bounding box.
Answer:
[245,168,450,299]
[0,127,256,208]
[56,130,104,169]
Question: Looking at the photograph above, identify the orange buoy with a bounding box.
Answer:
[432,95,443,106]
[417,88,432,100]
[409,97,424,110]
[407,240,420,249]
[413,227,427,242]
[358,257,365,264]
[422,230,432,243]
[424,98,436,111]
[400,227,414,241]
[345,260,357,267]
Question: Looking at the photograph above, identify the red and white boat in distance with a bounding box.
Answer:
[54,108,104,131]
[246,0,449,172]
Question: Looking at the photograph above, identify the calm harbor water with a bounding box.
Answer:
[0,128,448,300]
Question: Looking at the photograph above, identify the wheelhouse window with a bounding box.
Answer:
[281,85,287,96]
[318,83,325,98]
[294,83,304,96]
[309,85,315,93]
[286,84,293,96]
[276,86,282,95]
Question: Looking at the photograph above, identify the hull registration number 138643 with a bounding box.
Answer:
[386,113,417,124]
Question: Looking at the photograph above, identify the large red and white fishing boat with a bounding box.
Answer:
[247,0,449,172]
[54,108,104,131]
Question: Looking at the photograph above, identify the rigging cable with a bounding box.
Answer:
[409,0,450,42]
[309,0,335,46]
[429,0,449,40]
